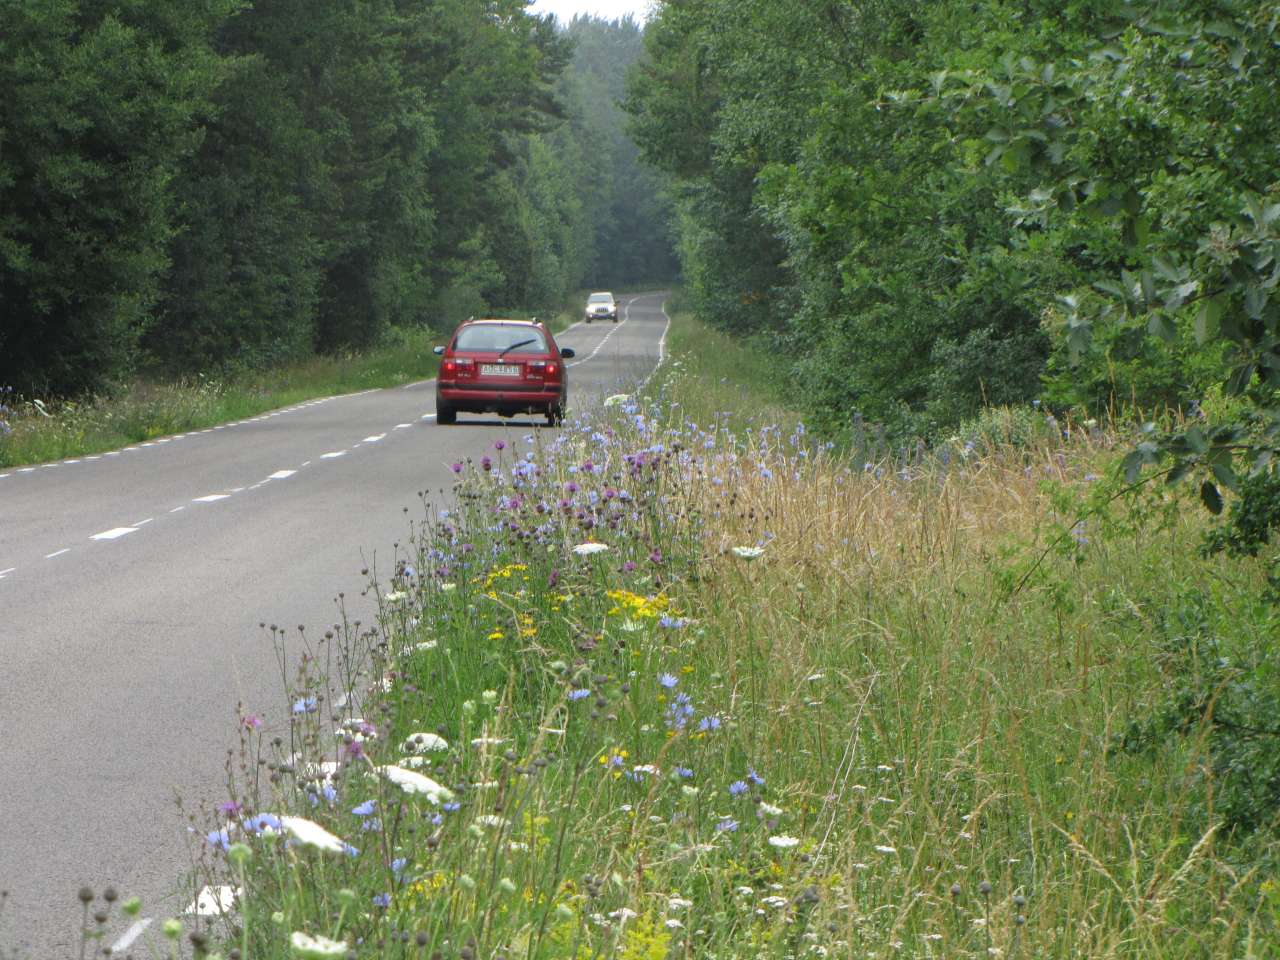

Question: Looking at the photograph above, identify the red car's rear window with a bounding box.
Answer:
[454,325,549,354]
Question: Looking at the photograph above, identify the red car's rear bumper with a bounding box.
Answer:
[437,383,564,412]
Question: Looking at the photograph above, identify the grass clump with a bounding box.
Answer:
[136,312,1278,959]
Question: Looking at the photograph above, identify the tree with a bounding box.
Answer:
[0,0,235,394]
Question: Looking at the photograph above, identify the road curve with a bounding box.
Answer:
[0,293,669,955]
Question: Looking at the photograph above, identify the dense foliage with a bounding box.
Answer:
[0,5,674,396]
[625,0,1280,457]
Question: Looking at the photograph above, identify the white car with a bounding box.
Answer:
[584,292,617,323]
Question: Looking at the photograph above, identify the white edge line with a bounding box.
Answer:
[637,296,672,392]
[111,918,153,953]
[90,527,138,541]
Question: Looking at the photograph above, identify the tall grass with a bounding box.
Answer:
[45,313,1279,959]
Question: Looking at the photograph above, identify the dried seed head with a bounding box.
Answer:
[978,880,992,897]
[949,883,961,898]
[78,887,94,904]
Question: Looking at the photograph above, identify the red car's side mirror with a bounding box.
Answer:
[560,347,576,359]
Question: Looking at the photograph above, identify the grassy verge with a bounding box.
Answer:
[54,312,1280,959]
[0,327,442,469]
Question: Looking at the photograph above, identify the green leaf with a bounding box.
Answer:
[1195,296,1224,344]
[1200,480,1223,514]
[1122,449,1146,483]
[1140,269,1157,306]
[1185,426,1209,455]
[1211,459,1238,492]
[1147,311,1176,342]
[1226,362,1257,395]
[1244,285,1268,320]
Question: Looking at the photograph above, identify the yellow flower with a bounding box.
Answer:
[604,589,670,619]
[488,629,504,641]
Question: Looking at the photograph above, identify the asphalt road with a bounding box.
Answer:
[0,293,669,956]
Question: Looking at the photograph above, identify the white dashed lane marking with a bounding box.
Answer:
[321,451,346,459]
[91,527,138,541]
[363,434,386,443]
[193,494,230,503]
[268,470,296,480]
[133,518,153,527]
[45,549,70,560]
[170,506,185,514]
[0,568,15,579]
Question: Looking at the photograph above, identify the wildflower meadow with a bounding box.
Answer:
[60,316,1280,959]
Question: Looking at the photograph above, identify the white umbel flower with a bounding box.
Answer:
[768,835,801,849]
[731,546,765,559]
[186,885,240,916]
[380,765,455,803]
[280,816,347,854]
[290,931,348,958]
[572,542,609,556]
[403,732,449,753]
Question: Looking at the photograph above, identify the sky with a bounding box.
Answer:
[527,0,653,23]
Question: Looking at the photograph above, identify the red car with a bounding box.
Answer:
[433,319,575,426]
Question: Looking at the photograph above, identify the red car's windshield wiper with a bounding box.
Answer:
[497,339,538,357]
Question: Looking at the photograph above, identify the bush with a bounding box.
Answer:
[1117,590,1280,836]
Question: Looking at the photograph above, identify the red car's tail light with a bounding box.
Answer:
[441,357,474,378]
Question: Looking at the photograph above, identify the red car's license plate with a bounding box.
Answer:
[480,364,521,377]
